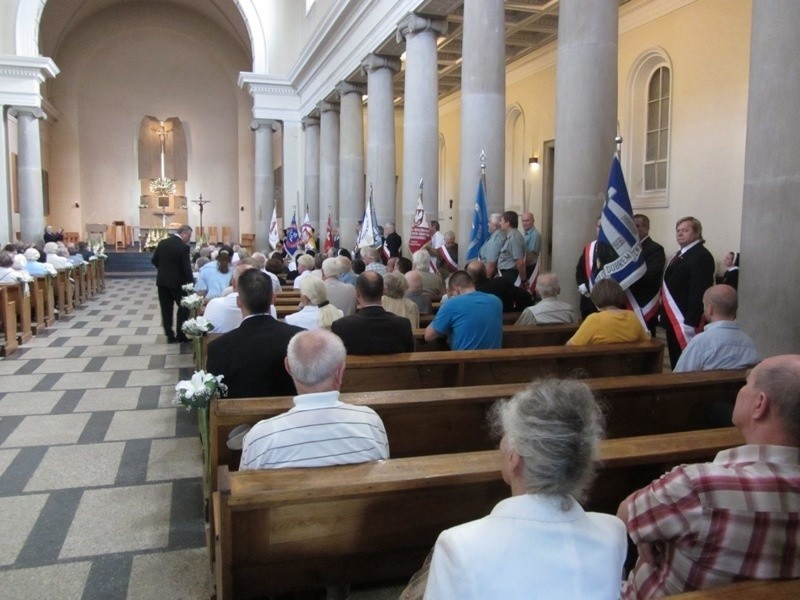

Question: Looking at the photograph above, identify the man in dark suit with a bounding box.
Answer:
[575,219,617,319]
[630,214,666,336]
[151,224,193,343]
[331,271,414,355]
[206,269,303,399]
[661,216,715,369]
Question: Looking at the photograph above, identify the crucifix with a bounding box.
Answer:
[192,194,211,233]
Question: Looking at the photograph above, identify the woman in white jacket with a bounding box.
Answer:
[422,379,627,600]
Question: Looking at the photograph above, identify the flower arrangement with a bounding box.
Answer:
[43,263,58,277]
[173,370,227,411]
[182,316,213,338]
[180,293,203,311]
[150,177,177,197]
[182,282,195,293]
[144,228,168,252]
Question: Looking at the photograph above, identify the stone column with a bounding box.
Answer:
[739,1,800,355]
[252,119,277,252]
[336,82,366,252]
[459,0,506,252]
[362,54,400,229]
[550,0,618,311]
[302,115,321,232]
[318,100,340,237]
[0,108,10,243]
[397,14,447,233]
[14,107,46,244]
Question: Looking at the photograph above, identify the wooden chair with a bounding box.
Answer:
[222,226,232,245]
[64,231,80,245]
[240,233,255,254]
[207,226,218,245]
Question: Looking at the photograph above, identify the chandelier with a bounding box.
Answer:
[150,177,176,197]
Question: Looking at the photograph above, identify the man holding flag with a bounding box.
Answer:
[589,156,648,327]
[285,213,300,256]
[323,212,334,254]
[356,187,381,252]
[630,214,666,336]
[301,207,316,252]
[465,177,489,262]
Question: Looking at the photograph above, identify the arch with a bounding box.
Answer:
[625,47,673,208]
[15,0,266,72]
[504,103,525,213]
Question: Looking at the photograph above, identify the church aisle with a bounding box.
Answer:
[0,277,212,599]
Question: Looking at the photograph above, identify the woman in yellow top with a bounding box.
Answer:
[567,279,650,345]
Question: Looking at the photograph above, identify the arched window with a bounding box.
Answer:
[625,48,672,207]
[645,67,670,191]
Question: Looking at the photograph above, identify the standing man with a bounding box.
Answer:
[479,213,505,278]
[618,355,800,598]
[661,216,715,369]
[630,214,666,336]
[520,212,541,279]
[497,211,526,287]
[382,222,402,262]
[151,224,193,343]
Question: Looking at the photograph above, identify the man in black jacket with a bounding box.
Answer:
[151,224,193,343]
[206,269,303,398]
[630,214,666,336]
[661,216,715,368]
[331,271,414,355]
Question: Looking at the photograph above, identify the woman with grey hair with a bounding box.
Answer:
[381,271,420,329]
[285,277,343,331]
[422,379,627,599]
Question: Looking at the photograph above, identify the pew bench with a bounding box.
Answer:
[341,339,665,392]
[413,323,579,351]
[0,284,19,356]
[213,427,744,599]
[1,282,32,344]
[209,370,745,495]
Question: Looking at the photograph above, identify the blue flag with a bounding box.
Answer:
[597,156,646,291]
[465,178,489,261]
[285,214,300,256]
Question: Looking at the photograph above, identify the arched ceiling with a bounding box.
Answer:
[39,0,252,62]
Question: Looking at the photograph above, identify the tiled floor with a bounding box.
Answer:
[0,278,211,600]
[0,278,406,600]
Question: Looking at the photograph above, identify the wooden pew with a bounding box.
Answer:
[209,370,745,495]
[28,275,46,334]
[341,340,664,392]
[413,323,579,351]
[40,275,56,326]
[213,427,744,599]
[2,282,32,344]
[0,285,19,356]
[54,269,74,316]
[418,311,522,327]
[671,579,800,599]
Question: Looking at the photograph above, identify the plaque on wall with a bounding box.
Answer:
[157,196,170,208]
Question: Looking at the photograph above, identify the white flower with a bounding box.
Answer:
[173,370,227,411]
[175,370,212,399]
[182,316,214,337]
[181,293,202,309]
[182,282,195,293]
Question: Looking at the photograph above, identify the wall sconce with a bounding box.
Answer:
[240,205,245,212]
[73,201,80,208]
[529,156,539,170]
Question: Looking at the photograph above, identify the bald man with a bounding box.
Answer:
[673,284,760,372]
[619,354,800,598]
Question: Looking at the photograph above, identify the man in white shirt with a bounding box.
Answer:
[204,263,276,334]
[321,257,356,315]
[239,329,389,470]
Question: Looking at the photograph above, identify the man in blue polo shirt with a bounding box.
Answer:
[424,270,503,350]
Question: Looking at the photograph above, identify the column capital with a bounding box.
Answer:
[361,54,401,76]
[335,81,366,98]
[8,106,45,120]
[316,100,340,114]
[301,115,320,130]
[396,12,448,43]
[249,119,279,132]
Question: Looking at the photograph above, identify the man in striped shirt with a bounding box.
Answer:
[239,329,389,470]
[618,355,800,598]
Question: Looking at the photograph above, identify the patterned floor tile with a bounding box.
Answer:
[105,409,177,441]
[60,483,172,558]
[51,372,113,390]
[0,374,47,394]
[100,356,151,372]
[2,414,92,447]
[0,494,49,565]
[0,391,65,416]
[0,448,20,477]
[31,358,92,374]
[127,547,212,600]
[0,561,92,599]
[75,387,141,412]
[125,369,183,387]
[146,438,203,482]
[25,442,126,491]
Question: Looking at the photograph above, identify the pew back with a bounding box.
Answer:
[341,340,664,392]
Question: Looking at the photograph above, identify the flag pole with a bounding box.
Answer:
[615,120,623,159]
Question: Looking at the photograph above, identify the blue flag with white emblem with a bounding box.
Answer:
[466,178,489,261]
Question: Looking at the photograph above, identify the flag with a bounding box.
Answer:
[285,213,300,256]
[596,156,648,325]
[408,192,431,254]
[268,207,279,250]
[465,178,489,261]
[301,206,316,251]
[324,212,334,253]
[356,190,380,250]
